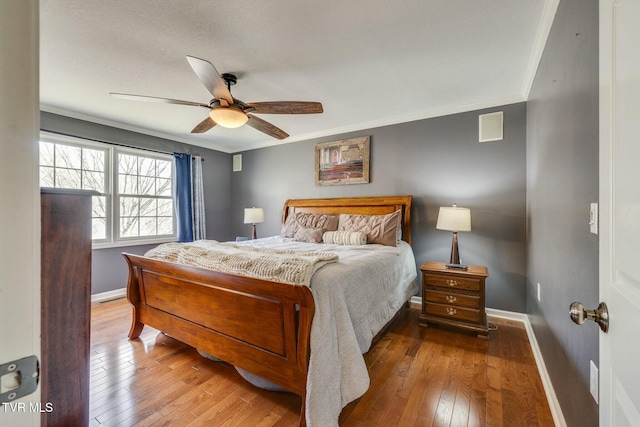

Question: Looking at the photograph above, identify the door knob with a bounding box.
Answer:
[569,301,609,333]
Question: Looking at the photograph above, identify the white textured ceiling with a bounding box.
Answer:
[40,0,557,153]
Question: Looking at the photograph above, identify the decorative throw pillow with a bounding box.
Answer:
[322,230,367,245]
[337,210,401,246]
[281,212,339,238]
[293,227,325,243]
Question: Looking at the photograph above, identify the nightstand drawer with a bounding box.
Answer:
[425,303,480,323]
[425,274,480,291]
[425,290,479,309]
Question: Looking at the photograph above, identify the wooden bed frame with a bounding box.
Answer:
[123,195,412,426]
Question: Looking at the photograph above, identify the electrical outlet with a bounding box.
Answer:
[537,283,541,302]
[590,360,599,403]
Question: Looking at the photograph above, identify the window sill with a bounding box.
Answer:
[92,236,178,250]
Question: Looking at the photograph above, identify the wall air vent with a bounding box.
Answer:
[479,111,504,142]
[233,154,242,172]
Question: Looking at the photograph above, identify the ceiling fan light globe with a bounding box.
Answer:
[209,107,248,128]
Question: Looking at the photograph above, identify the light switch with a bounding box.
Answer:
[590,203,598,235]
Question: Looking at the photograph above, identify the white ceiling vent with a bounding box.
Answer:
[479,111,504,142]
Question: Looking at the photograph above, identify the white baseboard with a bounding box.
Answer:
[91,288,126,303]
[411,296,566,427]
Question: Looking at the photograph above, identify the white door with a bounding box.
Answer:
[0,1,41,426]
[599,0,640,425]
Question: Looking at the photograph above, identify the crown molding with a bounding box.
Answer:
[234,95,525,153]
[521,0,560,99]
[42,94,525,155]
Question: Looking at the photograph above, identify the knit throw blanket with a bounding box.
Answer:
[145,240,338,286]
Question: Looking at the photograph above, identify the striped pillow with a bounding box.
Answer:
[322,230,367,245]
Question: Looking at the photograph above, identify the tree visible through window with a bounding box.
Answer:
[117,152,173,239]
[39,135,176,244]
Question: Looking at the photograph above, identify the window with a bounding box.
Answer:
[39,133,176,246]
[116,151,173,239]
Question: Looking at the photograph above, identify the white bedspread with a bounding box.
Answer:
[235,236,418,427]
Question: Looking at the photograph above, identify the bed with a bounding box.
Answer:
[123,195,417,426]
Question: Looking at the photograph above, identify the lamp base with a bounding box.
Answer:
[449,231,461,263]
[446,263,468,270]
[446,233,467,269]
[251,224,257,240]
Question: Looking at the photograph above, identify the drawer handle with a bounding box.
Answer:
[447,279,458,287]
[446,307,457,315]
[446,295,457,303]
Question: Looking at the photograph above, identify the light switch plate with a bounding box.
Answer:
[590,203,598,235]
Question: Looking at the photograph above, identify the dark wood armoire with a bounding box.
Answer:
[40,188,96,427]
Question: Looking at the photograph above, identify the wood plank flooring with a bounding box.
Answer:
[90,299,554,426]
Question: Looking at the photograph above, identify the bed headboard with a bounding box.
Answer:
[282,196,413,245]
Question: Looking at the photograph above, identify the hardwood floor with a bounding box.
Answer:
[89,298,554,426]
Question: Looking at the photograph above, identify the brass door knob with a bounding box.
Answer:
[569,301,609,332]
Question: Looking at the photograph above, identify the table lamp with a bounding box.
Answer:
[436,204,471,269]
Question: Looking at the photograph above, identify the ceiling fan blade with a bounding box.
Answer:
[186,56,233,104]
[110,93,209,108]
[246,101,323,114]
[191,116,217,134]
[246,115,289,140]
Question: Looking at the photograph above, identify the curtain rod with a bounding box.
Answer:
[173,153,205,161]
[41,129,204,160]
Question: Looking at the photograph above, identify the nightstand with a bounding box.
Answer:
[418,261,489,338]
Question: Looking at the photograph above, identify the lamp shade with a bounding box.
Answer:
[436,205,471,232]
[209,107,248,128]
[244,207,264,224]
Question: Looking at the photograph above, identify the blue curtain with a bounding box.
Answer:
[174,153,193,242]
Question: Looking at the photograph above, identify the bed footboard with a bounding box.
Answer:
[123,253,315,426]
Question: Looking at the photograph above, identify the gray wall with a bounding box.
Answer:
[41,112,233,294]
[231,103,527,312]
[526,0,599,425]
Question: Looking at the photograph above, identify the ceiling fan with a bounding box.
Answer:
[110,55,323,140]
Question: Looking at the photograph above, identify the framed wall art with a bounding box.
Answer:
[314,136,370,186]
